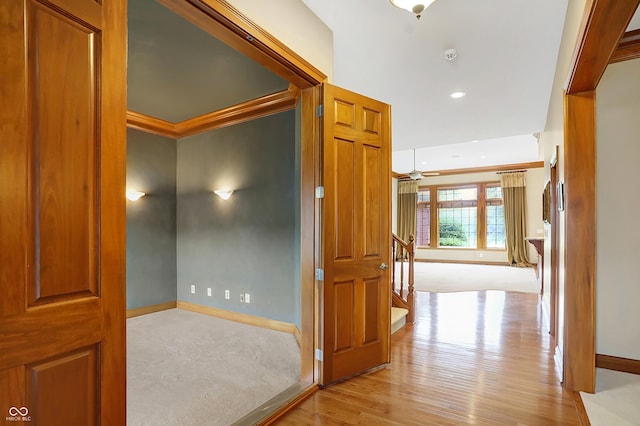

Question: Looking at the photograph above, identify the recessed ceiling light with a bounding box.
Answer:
[481,155,487,159]
[450,91,466,99]
[421,161,427,165]
[472,140,479,143]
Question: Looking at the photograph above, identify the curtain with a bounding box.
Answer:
[397,180,419,259]
[500,172,531,266]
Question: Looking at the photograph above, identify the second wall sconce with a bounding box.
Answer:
[126,190,146,201]
[213,189,234,200]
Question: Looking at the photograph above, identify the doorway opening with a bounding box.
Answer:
[124,0,321,422]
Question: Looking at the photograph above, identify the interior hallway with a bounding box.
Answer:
[278,290,583,425]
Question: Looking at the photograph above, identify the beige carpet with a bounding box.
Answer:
[401,262,539,293]
[127,309,300,426]
[581,368,640,425]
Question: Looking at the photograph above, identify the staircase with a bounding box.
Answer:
[391,234,415,333]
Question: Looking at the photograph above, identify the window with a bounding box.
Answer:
[437,187,477,248]
[485,185,505,248]
[415,182,505,250]
[416,190,430,246]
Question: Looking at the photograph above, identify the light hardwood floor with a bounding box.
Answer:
[278,290,583,425]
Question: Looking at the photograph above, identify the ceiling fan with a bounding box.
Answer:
[405,148,439,180]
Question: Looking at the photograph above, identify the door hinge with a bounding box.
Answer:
[316,104,324,117]
[315,269,324,281]
[315,348,323,361]
[315,186,324,199]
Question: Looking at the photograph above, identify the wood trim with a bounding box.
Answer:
[126,301,177,318]
[562,91,596,393]
[157,0,326,89]
[596,354,640,375]
[566,0,640,94]
[176,88,298,137]
[293,327,302,348]
[392,161,544,179]
[176,301,297,334]
[550,152,560,341]
[259,384,319,426]
[126,110,178,138]
[571,391,592,426]
[101,0,128,423]
[300,86,320,384]
[127,87,300,139]
[414,258,511,266]
[610,29,640,64]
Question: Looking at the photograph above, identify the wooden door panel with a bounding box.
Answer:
[363,145,382,258]
[333,99,356,128]
[362,107,381,137]
[28,1,99,306]
[1,0,126,423]
[322,84,391,385]
[334,138,356,261]
[363,277,381,344]
[27,347,98,426]
[334,280,355,352]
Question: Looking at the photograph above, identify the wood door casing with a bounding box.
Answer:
[321,84,391,385]
[550,156,559,342]
[0,0,126,424]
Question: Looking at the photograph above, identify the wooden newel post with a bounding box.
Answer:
[406,235,415,324]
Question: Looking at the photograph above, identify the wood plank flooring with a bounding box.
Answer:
[278,291,582,425]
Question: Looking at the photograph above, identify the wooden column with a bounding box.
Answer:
[562,91,596,393]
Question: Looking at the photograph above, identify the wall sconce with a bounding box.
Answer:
[126,191,146,201]
[213,189,234,200]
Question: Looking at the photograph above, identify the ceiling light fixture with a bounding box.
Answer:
[450,91,466,99]
[214,189,234,200]
[389,0,437,20]
[408,149,424,180]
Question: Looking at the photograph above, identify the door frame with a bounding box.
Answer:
[549,147,559,345]
[562,0,639,392]
[134,0,328,386]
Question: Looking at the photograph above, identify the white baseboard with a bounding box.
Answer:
[554,345,564,380]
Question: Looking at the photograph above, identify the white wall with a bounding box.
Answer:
[406,169,544,263]
[596,58,640,360]
[537,0,587,357]
[226,0,333,81]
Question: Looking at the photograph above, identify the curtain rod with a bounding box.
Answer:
[496,169,527,175]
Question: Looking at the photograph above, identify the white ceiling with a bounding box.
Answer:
[392,134,539,174]
[302,0,569,172]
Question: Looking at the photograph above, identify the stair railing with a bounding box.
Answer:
[391,234,415,324]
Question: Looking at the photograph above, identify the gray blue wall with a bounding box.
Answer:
[126,129,177,309]
[176,111,298,324]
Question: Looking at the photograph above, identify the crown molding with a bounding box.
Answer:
[610,29,640,64]
[392,161,544,179]
[127,86,299,139]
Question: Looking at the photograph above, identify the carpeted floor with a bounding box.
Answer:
[127,309,300,426]
[580,368,640,425]
[399,261,539,293]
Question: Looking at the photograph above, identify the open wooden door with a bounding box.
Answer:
[320,84,392,386]
[0,0,127,424]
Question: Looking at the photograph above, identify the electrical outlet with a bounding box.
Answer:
[245,293,250,304]
[224,290,230,300]
[207,287,212,297]
[190,284,195,294]
[240,293,244,303]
